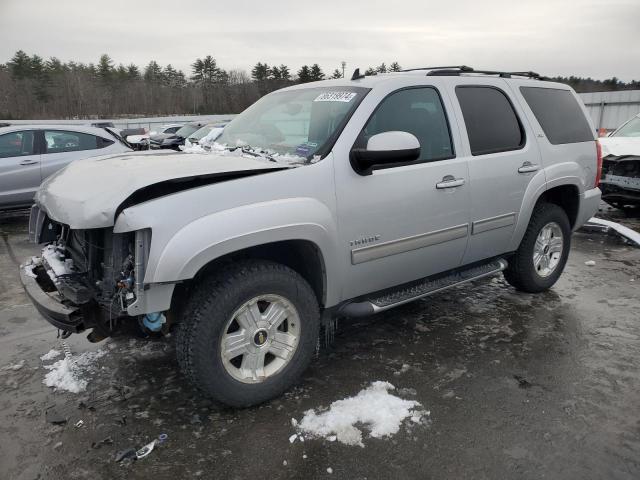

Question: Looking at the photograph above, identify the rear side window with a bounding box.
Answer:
[0,131,35,158]
[358,87,454,162]
[520,87,594,144]
[456,86,524,156]
[44,130,99,153]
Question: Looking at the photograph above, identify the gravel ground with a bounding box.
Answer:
[0,207,639,480]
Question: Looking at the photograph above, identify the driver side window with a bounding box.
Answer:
[359,87,454,162]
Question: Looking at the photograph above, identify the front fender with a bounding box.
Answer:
[147,198,340,305]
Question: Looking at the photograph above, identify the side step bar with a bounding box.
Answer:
[339,258,508,317]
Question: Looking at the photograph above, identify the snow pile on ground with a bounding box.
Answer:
[294,381,428,447]
[42,350,106,393]
[40,349,61,361]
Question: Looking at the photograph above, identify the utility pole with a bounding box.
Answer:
[341,61,346,78]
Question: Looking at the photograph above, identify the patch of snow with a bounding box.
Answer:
[184,140,307,166]
[295,381,428,447]
[2,360,25,371]
[289,434,298,443]
[40,349,61,361]
[42,244,75,283]
[584,260,596,266]
[42,350,106,393]
[587,217,640,247]
[327,467,333,474]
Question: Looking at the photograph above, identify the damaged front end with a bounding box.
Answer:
[600,155,640,208]
[20,205,160,341]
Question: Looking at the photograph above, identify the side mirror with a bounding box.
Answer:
[351,131,420,175]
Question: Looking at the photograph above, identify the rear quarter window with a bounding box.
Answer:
[520,87,594,144]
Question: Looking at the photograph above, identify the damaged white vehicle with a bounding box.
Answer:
[21,67,601,406]
[599,113,640,210]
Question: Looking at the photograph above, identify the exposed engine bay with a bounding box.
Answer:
[600,155,640,208]
[22,210,159,340]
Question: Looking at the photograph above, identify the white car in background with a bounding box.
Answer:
[0,124,131,210]
[598,113,640,210]
[126,124,182,150]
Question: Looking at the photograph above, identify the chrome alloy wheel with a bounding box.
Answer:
[220,295,300,383]
[533,221,564,278]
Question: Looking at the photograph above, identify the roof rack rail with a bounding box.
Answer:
[401,66,547,80]
[401,65,474,73]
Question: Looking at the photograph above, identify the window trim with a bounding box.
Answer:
[455,85,526,156]
[350,85,456,174]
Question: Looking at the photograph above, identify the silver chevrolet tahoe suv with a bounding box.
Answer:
[20,66,602,406]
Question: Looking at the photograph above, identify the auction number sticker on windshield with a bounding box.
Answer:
[314,91,357,102]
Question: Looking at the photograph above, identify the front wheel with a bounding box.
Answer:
[504,203,571,293]
[176,260,320,407]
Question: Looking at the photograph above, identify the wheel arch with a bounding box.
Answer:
[510,181,581,251]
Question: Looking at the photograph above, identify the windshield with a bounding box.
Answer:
[613,116,640,138]
[216,86,369,159]
[175,124,200,138]
[190,125,213,141]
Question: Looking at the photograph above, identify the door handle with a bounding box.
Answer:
[19,159,39,166]
[518,162,539,173]
[436,175,465,189]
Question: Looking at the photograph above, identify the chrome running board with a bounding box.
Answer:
[339,258,508,317]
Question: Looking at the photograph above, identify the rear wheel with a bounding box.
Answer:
[176,260,319,407]
[504,203,571,293]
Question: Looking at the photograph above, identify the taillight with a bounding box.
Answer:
[594,139,603,188]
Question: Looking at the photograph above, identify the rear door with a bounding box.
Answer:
[40,129,107,181]
[0,130,40,208]
[446,79,544,264]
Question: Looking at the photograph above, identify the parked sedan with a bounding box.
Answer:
[0,125,131,210]
[599,113,640,210]
[126,124,183,150]
[149,122,205,150]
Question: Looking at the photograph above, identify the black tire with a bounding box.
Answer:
[176,260,320,407]
[504,202,571,293]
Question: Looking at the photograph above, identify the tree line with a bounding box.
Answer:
[0,50,637,120]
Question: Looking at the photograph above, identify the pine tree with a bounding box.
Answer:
[297,65,312,83]
[251,62,270,82]
[331,68,343,79]
[7,50,32,79]
[278,64,290,80]
[376,63,387,74]
[364,67,377,76]
[309,64,324,81]
[144,61,163,83]
[389,62,402,72]
[97,54,114,81]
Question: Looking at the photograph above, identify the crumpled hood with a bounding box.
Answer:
[36,151,290,229]
[599,136,640,157]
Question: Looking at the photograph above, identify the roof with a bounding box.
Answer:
[0,124,116,138]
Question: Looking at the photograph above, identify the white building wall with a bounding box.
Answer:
[579,90,640,131]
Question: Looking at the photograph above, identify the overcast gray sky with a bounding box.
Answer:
[1,0,639,80]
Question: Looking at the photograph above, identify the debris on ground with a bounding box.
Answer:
[45,407,68,425]
[583,217,640,247]
[295,381,428,447]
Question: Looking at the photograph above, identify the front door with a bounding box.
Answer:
[0,130,40,208]
[333,86,471,301]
